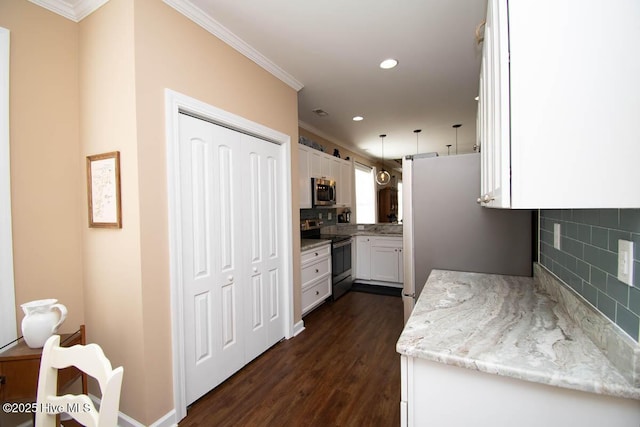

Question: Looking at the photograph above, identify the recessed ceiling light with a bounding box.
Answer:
[379,59,398,69]
[353,116,364,121]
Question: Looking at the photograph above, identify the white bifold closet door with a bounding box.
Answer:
[179,113,284,405]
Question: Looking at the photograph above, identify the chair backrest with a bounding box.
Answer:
[35,335,124,427]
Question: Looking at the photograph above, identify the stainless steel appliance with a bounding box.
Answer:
[312,177,336,207]
[301,220,352,300]
[402,153,532,322]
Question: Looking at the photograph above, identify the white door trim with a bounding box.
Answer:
[164,89,295,422]
[0,27,17,349]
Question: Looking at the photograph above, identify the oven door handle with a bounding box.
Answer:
[332,239,352,249]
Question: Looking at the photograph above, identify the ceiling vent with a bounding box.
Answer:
[312,108,329,117]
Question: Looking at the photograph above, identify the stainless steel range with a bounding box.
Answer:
[301,221,353,300]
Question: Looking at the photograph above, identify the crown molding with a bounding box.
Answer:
[163,0,304,92]
[29,0,109,22]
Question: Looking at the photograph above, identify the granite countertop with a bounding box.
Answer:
[350,231,403,237]
[301,238,331,251]
[396,269,640,400]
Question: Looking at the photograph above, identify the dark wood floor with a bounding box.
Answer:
[178,289,404,427]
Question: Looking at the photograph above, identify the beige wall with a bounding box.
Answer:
[78,0,149,419]
[81,0,300,424]
[0,1,84,334]
[2,0,300,424]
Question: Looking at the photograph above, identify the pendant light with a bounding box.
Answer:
[452,124,462,154]
[414,129,422,155]
[375,134,391,186]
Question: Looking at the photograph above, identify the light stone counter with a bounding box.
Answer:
[300,238,331,251]
[396,269,640,400]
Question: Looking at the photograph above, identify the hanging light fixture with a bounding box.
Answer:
[452,124,462,155]
[414,129,422,155]
[375,134,391,186]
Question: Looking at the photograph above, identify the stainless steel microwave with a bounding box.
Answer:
[312,177,336,207]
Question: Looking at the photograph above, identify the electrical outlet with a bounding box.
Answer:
[618,240,634,286]
[553,223,561,250]
[328,213,332,220]
[357,225,364,230]
[318,213,323,219]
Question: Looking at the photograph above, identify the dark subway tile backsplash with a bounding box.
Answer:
[540,209,640,341]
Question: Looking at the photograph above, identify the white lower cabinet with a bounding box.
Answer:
[301,243,332,315]
[355,236,403,285]
[355,236,372,280]
[401,356,640,427]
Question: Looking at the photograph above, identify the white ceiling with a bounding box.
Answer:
[35,0,488,162]
[183,0,488,162]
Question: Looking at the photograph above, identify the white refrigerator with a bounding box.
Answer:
[402,153,532,321]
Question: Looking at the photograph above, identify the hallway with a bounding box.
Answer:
[179,290,404,426]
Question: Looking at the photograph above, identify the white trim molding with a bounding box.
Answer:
[0,27,17,349]
[164,89,296,422]
[293,320,305,337]
[28,0,109,22]
[163,0,304,92]
[88,394,178,427]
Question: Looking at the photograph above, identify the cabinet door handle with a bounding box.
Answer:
[253,267,258,273]
[227,275,233,282]
[315,252,319,256]
[477,194,495,204]
[315,268,319,273]
[315,290,320,296]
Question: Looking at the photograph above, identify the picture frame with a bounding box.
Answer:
[86,151,122,228]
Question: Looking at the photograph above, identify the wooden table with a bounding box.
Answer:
[0,325,87,403]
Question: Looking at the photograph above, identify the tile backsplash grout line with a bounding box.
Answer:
[539,209,640,342]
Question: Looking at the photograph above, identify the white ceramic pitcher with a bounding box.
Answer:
[20,299,67,348]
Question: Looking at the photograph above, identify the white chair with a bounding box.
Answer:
[35,335,124,427]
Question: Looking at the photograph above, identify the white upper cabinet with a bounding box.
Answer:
[298,145,312,209]
[298,144,353,208]
[478,0,640,209]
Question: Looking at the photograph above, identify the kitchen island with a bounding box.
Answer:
[397,268,640,427]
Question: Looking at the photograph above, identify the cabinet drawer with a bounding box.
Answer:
[301,244,331,265]
[301,276,331,315]
[371,236,402,248]
[301,257,331,287]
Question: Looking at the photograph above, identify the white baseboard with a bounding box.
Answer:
[293,320,305,337]
[90,394,178,427]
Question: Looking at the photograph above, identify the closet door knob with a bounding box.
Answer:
[227,275,233,282]
[253,267,258,273]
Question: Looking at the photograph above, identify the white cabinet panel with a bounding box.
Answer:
[478,0,640,208]
[298,145,311,208]
[402,356,640,427]
[371,245,399,282]
[340,160,353,208]
[355,236,403,284]
[355,236,371,280]
[301,243,332,316]
[298,144,353,208]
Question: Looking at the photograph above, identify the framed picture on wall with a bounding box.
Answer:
[86,151,122,228]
